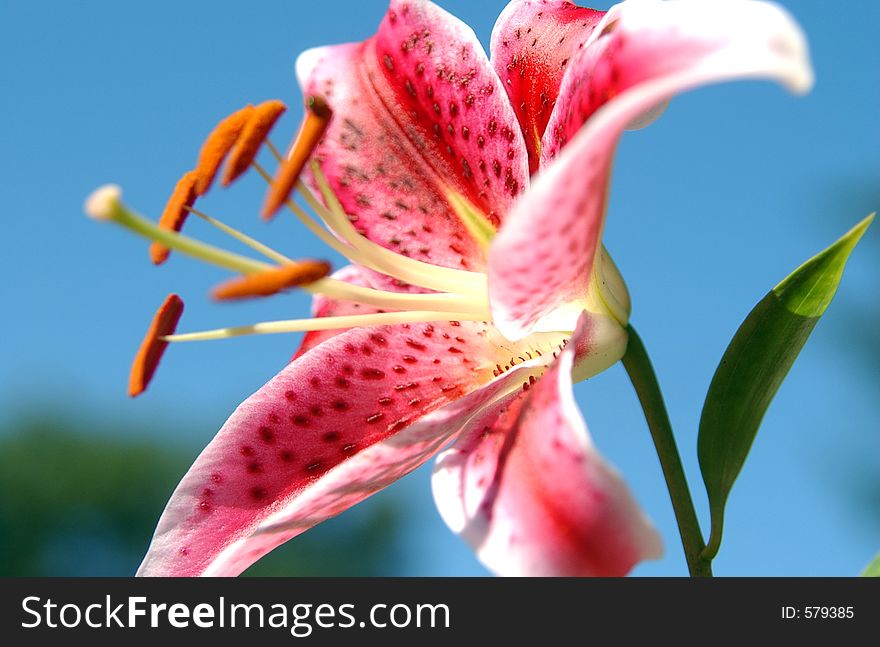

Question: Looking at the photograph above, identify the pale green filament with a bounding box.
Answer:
[254,159,484,297]
[306,164,488,297]
[250,161,363,262]
[309,279,490,316]
[187,201,489,316]
[188,207,292,265]
[257,143,488,297]
[164,310,487,342]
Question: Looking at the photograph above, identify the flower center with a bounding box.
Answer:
[84,97,606,394]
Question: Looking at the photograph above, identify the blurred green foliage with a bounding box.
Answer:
[0,415,401,576]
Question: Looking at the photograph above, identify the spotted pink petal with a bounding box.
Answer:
[293,265,378,360]
[541,0,813,162]
[138,319,505,576]
[488,0,812,340]
[296,0,528,284]
[491,0,605,172]
[433,320,662,576]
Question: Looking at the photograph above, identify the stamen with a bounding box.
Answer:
[151,171,199,265]
[183,205,488,314]
[305,167,489,297]
[254,158,488,297]
[194,104,255,195]
[163,310,488,343]
[222,100,287,186]
[187,206,292,265]
[308,277,490,316]
[212,260,331,301]
[262,96,332,220]
[252,160,358,258]
[129,294,184,397]
[264,139,284,163]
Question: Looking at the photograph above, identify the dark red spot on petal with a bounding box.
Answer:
[279,450,295,462]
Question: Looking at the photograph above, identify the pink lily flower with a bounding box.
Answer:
[109,0,811,576]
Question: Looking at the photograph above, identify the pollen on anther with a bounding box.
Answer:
[222,99,287,186]
[150,171,198,266]
[262,95,333,220]
[212,260,331,300]
[194,104,255,195]
[128,294,184,397]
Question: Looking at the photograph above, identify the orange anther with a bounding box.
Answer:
[128,294,185,397]
[222,100,287,187]
[261,96,332,221]
[194,104,255,195]
[150,171,199,265]
[212,260,331,301]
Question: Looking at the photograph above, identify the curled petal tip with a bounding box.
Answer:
[762,2,814,95]
[84,184,122,221]
[295,47,326,88]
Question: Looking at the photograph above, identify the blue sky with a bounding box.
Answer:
[1,0,877,576]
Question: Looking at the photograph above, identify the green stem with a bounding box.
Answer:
[622,325,712,577]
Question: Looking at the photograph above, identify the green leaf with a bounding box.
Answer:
[861,553,880,577]
[698,214,873,560]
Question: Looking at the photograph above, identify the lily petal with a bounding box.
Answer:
[489,0,813,340]
[296,0,528,281]
[491,0,605,171]
[433,320,662,576]
[542,0,813,161]
[138,319,508,576]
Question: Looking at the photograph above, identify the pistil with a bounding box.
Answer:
[85,185,271,276]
